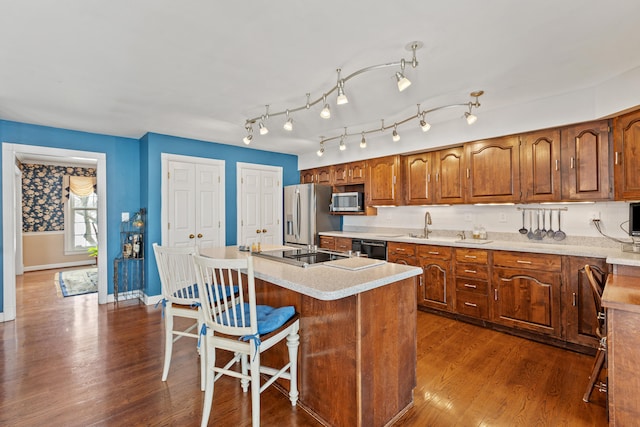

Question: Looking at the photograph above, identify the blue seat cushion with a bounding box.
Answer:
[173,285,239,302]
[222,303,295,335]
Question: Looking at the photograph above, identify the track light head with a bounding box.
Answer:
[337,85,349,105]
[396,59,411,91]
[283,110,293,131]
[420,114,431,132]
[243,134,253,145]
[339,138,346,151]
[320,95,331,119]
[259,121,269,135]
[360,132,367,148]
[392,124,400,142]
[465,111,477,125]
[317,140,325,157]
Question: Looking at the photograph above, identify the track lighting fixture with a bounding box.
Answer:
[315,90,484,153]
[395,59,411,92]
[316,140,325,157]
[283,110,293,131]
[339,128,347,150]
[242,41,422,144]
[320,95,331,119]
[336,69,349,105]
[392,124,400,142]
[243,134,253,144]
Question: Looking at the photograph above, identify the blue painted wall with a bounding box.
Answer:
[0,121,298,312]
[141,132,298,297]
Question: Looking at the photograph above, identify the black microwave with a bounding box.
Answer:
[331,192,364,212]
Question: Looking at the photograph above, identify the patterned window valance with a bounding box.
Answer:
[63,175,97,201]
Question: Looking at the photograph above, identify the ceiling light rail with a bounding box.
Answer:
[316,90,484,154]
[243,41,423,138]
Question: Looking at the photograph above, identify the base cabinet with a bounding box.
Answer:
[454,248,490,320]
[417,245,453,312]
[563,257,609,347]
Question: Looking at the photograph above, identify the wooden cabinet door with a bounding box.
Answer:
[563,256,608,348]
[332,163,348,185]
[520,129,562,202]
[366,155,401,205]
[434,147,465,204]
[348,161,366,184]
[300,169,315,184]
[560,120,612,201]
[492,267,561,337]
[466,135,521,203]
[613,109,640,200]
[316,166,332,185]
[417,246,453,312]
[403,152,433,205]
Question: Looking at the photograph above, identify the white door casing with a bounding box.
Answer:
[237,163,282,246]
[2,143,108,322]
[161,154,225,249]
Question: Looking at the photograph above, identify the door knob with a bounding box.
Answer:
[197,233,203,238]
[256,229,262,233]
[262,229,267,233]
[189,234,195,239]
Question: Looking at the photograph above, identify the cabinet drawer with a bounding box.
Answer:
[456,290,489,319]
[388,242,416,257]
[455,277,488,294]
[319,236,335,250]
[335,237,352,252]
[493,251,561,272]
[416,245,452,260]
[456,263,489,281]
[455,248,488,264]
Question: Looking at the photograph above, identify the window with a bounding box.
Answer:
[64,190,98,254]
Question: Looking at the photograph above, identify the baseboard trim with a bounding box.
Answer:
[23,260,95,272]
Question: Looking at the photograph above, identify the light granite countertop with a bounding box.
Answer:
[320,230,640,268]
[199,245,422,301]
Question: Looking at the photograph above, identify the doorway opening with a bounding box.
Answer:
[2,143,108,322]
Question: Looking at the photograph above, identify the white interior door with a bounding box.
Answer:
[237,163,282,246]
[163,154,225,248]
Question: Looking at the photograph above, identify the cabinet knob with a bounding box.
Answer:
[189,234,195,239]
[262,229,267,233]
[197,233,203,238]
[256,229,262,233]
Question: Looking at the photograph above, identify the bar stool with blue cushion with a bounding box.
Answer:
[192,254,299,427]
[152,243,206,390]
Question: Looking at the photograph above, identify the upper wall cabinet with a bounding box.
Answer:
[367,155,401,205]
[465,136,521,203]
[434,147,465,204]
[403,152,434,205]
[560,120,612,201]
[520,129,562,202]
[614,109,640,200]
[300,166,333,185]
[333,161,366,186]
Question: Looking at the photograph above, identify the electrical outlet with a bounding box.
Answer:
[464,213,473,222]
[589,211,600,223]
[121,212,129,222]
[498,212,507,223]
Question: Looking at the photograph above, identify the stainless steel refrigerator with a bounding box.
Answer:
[284,183,340,247]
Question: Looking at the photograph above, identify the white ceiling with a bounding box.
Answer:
[1,1,640,160]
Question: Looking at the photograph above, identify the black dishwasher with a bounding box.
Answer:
[351,239,387,260]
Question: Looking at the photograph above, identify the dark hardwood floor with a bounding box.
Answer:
[0,269,607,426]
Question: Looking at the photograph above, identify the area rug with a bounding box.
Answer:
[56,268,98,297]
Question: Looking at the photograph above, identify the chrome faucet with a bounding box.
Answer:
[424,211,432,239]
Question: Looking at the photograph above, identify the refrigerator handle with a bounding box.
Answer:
[295,191,301,240]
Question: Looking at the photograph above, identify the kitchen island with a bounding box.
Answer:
[200,246,422,427]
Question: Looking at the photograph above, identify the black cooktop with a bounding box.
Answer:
[254,248,350,267]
